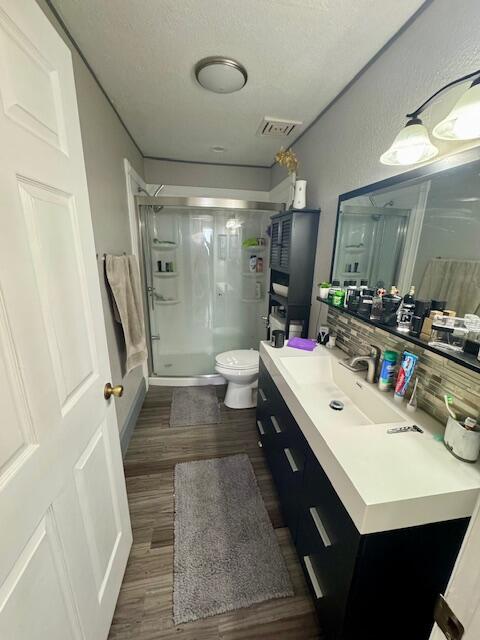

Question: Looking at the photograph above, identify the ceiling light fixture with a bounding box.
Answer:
[381,68,480,166]
[195,56,247,94]
[210,145,226,153]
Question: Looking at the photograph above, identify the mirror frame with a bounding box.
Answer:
[326,146,480,374]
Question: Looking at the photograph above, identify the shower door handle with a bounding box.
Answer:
[147,286,155,311]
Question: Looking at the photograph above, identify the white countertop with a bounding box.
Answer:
[260,341,480,534]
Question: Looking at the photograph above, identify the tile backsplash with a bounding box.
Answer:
[327,308,480,425]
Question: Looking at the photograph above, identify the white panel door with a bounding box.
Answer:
[0,1,132,638]
[430,495,480,640]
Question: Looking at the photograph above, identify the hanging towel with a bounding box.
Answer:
[105,254,147,373]
[418,258,480,317]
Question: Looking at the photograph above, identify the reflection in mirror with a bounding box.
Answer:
[333,158,480,318]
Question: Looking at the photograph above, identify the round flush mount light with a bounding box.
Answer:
[195,56,247,94]
[210,145,226,153]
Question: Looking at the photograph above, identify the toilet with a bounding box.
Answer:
[215,349,259,409]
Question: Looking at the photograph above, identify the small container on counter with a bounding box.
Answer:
[444,416,480,463]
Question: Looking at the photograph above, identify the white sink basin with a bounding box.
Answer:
[278,355,404,425]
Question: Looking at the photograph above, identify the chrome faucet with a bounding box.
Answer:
[340,345,381,384]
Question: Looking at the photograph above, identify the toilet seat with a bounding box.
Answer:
[215,349,259,371]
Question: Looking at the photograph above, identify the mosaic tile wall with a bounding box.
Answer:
[327,308,480,425]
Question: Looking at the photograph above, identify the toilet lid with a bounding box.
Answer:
[215,349,259,370]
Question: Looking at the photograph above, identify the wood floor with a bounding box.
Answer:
[108,385,321,640]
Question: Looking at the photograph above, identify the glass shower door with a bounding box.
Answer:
[141,205,270,377]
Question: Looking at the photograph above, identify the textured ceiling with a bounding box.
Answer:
[52,0,425,166]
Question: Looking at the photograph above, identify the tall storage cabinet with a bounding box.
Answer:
[268,209,320,338]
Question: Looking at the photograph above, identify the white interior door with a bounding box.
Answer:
[430,495,480,640]
[0,1,132,638]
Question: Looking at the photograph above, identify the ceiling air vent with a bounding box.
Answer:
[257,117,302,137]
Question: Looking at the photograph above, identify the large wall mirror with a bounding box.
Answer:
[332,149,480,317]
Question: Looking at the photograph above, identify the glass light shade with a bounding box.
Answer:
[195,57,247,94]
[380,122,439,166]
[432,83,480,140]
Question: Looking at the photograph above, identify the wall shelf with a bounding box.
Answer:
[318,298,480,374]
[155,299,180,306]
[153,272,178,278]
[242,272,265,277]
[152,242,178,250]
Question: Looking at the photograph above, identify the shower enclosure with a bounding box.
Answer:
[136,196,281,379]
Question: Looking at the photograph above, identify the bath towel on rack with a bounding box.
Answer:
[105,254,147,373]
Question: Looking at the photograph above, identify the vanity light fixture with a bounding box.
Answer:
[381,68,480,166]
[195,57,247,94]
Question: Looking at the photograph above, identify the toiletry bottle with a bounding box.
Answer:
[332,288,345,307]
[380,286,402,326]
[394,351,418,402]
[249,255,257,272]
[358,288,374,318]
[398,286,416,332]
[328,280,340,303]
[359,280,368,294]
[378,350,398,391]
[344,281,357,308]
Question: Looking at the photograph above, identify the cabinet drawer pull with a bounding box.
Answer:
[257,440,262,448]
[303,556,324,599]
[256,420,265,436]
[309,507,332,548]
[284,448,299,473]
[271,416,282,434]
[259,388,267,402]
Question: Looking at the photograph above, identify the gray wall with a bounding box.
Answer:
[271,0,480,332]
[38,1,146,435]
[145,157,270,191]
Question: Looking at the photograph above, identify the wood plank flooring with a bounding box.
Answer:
[109,385,321,639]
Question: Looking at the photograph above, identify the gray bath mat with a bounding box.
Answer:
[173,454,293,624]
[170,386,220,427]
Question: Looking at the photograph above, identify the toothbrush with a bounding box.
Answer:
[407,378,418,412]
[444,394,457,420]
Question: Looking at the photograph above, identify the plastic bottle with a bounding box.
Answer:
[332,288,345,307]
[327,280,341,303]
[397,286,416,332]
[378,350,398,391]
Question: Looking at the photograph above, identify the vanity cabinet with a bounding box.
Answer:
[257,357,469,640]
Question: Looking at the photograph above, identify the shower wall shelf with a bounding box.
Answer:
[242,272,265,277]
[242,298,263,303]
[154,272,178,278]
[152,242,178,250]
[155,299,180,306]
[244,245,265,251]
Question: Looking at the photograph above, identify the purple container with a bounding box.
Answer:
[287,337,317,351]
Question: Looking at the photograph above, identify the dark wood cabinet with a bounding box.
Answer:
[257,356,469,640]
[268,209,319,338]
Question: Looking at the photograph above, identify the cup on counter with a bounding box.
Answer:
[444,416,480,463]
[271,330,285,348]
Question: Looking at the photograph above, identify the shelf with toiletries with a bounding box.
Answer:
[317,298,480,374]
[151,240,178,250]
[154,299,180,305]
[241,272,265,278]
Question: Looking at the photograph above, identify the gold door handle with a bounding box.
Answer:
[104,383,124,400]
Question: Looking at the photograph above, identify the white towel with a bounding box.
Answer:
[105,254,147,373]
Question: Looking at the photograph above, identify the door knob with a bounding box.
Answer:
[104,383,124,400]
